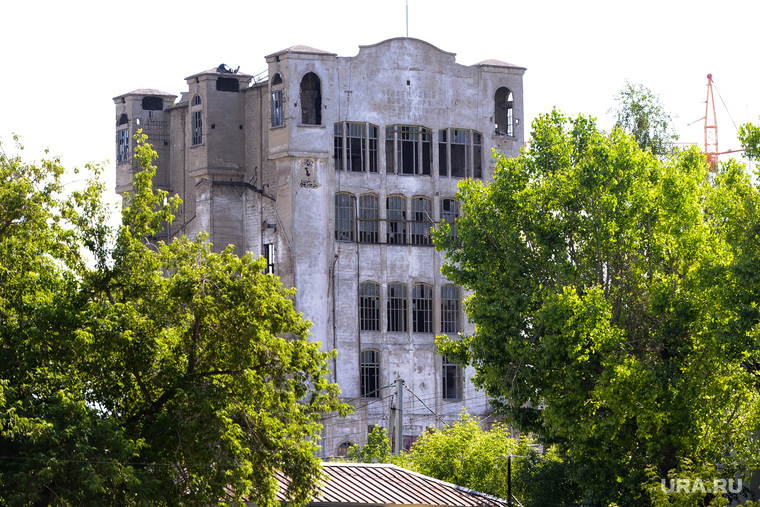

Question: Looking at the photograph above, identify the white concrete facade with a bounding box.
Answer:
[113,38,526,458]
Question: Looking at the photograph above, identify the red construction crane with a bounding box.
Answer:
[691,74,743,172]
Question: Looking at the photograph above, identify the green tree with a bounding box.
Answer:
[610,81,678,156]
[435,111,760,505]
[346,426,391,463]
[0,134,349,506]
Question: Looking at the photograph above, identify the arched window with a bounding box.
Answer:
[335,193,356,241]
[440,198,459,238]
[358,194,379,243]
[361,349,380,398]
[192,95,202,106]
[359,282,380,331]
[117,114,128,126]
[300,72,322,125]
[337,442,354,458]
[495,87,514,137]
[387,283,408,332]
[271,73,283,86]
[412,283,433,333]
[411,197,433,246]
[441,285,460,334]
[142,96,163,111]
[386,195,406,245]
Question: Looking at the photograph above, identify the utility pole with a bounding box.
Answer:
[507,455,512,507]
[394,379,404,454]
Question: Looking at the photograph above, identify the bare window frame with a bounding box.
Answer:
[441,284,460,334]
[335,192,356,242]
[359,282,380,331]
[360,349,380,398]
[386,195,407,245]
[387,283,408,332]
[412,283,433,333]
[358,194,379,243]
[411,197,433,246]
[442,355,462,400]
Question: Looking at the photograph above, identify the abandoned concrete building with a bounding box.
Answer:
[113,38,525,458]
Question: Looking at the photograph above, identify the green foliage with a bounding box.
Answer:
[346,426,391,463]
[0,133,349,505]
[738,120,760,161]
[610,81,678,156]
[435,111,760,505]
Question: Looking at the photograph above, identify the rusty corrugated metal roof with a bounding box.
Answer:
[275,462,506,507]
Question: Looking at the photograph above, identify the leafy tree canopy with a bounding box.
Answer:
[435,111,760,505]
[610,81,678,156]
[0,134,349,506]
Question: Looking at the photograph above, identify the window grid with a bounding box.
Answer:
[387,283,408,332]
[438,130,448,177]
[335,193,355,241]
[117,129,129,164]
[441,285,460,334]
[333,123,344,171]
[271,90,284,127]
[191,111,203,146]
[358,194,379,243]
[450,129,470,178]
[412,284,433,333]
[440,199,459,238]
[359,282,380,331]
[411,197,433,246]
[386,125,432,175]
[442,355,462,400]
[386,195,407,245]
[361,349,380,398]
[347,122,366,172]
[337,442,353,458]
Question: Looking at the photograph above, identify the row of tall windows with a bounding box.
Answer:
[359,349,462,401]
[335,194,459,245]
[359,282,461,334]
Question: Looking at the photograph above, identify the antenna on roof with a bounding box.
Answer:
[406,0,409,37]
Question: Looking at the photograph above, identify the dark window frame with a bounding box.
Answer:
[360,349,380,398]
[412,283,433,333]
[387,283,408,332]
[335,193,356,242]
[359,282,380,332]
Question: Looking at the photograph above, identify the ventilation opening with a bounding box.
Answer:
[217,77,240,92]
[142,96,163,111]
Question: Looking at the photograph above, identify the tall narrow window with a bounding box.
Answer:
[385,125,431,175]
[334,122,378,173]
[347,122,365,172]
[192,111,203,146]
[442,355,462,400]
[473,132,483,179]
[358,194,379,243]
[300,72,322,125]
[359,282,380,331]
[335,193,356,241]
[361,350,380,398]
[438,130,448,177]
[368,125,378,173]
[440,199,459,238]
[192,95,202,106]
[333,123,344,171]
[412,284,433,333]
[117,129,129,163]
[263,244,275,274]
[441,285,460,334]
[411,197,433,246]
[271,90,284,127]
[451,129,469,178]
[387,195,406,244]
[495,87,514,137]
[387,283,408,332]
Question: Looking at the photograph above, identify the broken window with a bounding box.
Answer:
[440,198,459,238]
[442,355,462,400]
[263,243,275,274]
[412,284,433,333]
[385,125,432,175]
[191,111,203,146]
[360,282,380,332]
[386,195,406,244]
[411,197,433,246]
[142,96,163,111]
[117,129,129,164]
[440,129,483,179]
[117,114,128,126]
[473,132,483,178]
[300,72,321,125]
[271,73,283,86]
[333,122,379,172]
[451,129,469,178]
[494,87,514,137]
[387,283,408,332]
[358,194,379,243]
[441,285,460,334]
[271,90,284,127]
[337,442,354,458]
[335,192,356,241]
[216,77,239,92]
[192,95,202,106]
[361,350,380,397]
[438,130,448,176]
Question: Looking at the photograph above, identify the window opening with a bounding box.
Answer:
[495,87,514,136]
[337,442,353,458]
[216,77,240,92]
[473,132,483,179]
[440,199,459,238]
[192,95,202,106]
[271,90,284,127]
[451,129,470,178]
[263,244,275,274]
[117,129,129,164]
[411,197,433,246]
[360,282,380,331]
[117,114,128,126]
[333,123,344,171]
[387,283,408,332]
[385,125,431,175]
[358,194,379,243]
[142,96,163,111]
[441,285,460,334]
[386,195,406,244]
[300,72,322,125]
[438,130,448,176]
[271,73,283,86]
[442,355,462,400]
[412,284,433,333]
[361,349,380,398]
[335,193,356,241]
[192,111,203,146]
[334,122,378,173]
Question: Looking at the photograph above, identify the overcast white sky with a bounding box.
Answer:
[2,0,758,197]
